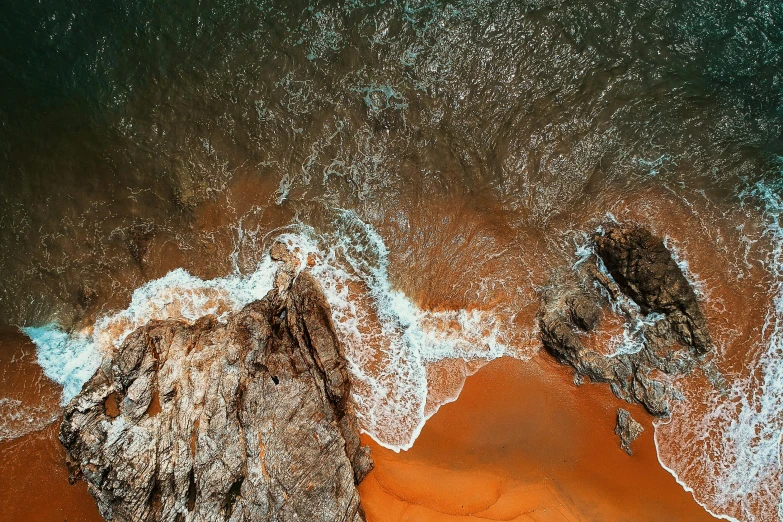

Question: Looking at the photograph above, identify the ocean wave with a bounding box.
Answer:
[21,210,519,451]
[21,201,783,518]
[655,180,783,521]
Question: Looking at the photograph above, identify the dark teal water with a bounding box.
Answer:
[2,0,781,326]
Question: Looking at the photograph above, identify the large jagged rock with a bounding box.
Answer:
[540,223,717,418]
[60,251,372,522]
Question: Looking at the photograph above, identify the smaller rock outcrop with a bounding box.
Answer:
[567,292,601,332]
[540,223,718,418]
[615,409,644,456]
[125,222,156,267]
[594,225,711,353]
[60,243,372,522]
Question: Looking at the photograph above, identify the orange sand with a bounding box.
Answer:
[0,328,101,521]
[359,356,717,522]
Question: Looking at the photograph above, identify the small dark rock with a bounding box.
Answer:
[615,408,644,455]
[126,222,156,267]
[77,285,98,309]
[568,293,601,331]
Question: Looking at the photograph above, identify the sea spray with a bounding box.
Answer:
[22,325,100,406]
[23,210,518,450]
[665,236,710,300]
[0,397,61,442]
[716,181,783,520]
[315,211,513,449]
[23,260,279,405]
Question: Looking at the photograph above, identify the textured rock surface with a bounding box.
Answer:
[60,252,372,522]
[540,223,719,417]
[594,225,712,353]
[615,409,644,456]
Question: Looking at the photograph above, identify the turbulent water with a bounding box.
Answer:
[2,1,783,520]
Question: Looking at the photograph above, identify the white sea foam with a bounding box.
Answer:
[652,423,742,522]
[707,182,783,520]
[22,210,515,450]
[664,236,710,299]
[294,210,514,450]
[23,257,279,405]
[654,181,783,521]
[22,325,101,405]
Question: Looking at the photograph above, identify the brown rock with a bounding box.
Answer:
[60,269,371,521]
[126,222,156,267]
[594,224,712,353]
[567,293,601,331]
[539,224,717,418]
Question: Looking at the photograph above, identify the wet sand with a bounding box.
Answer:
[0,422,102,522]
[0,328,101,521]
[0,332,723,521]
[359,355,717,522]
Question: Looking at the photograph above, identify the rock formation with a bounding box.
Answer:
[540,223,719,418]
[60,245,372,522]
[615,409,644,456]
[594,225,711,354]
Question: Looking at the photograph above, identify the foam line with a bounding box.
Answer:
[17,202,783,519]
[653,421,742,522]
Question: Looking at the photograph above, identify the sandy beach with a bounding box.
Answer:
[359,356,717,522]
[0,349,717,522]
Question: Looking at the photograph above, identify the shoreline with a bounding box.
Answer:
[359,355,719,522]
[652,426,740,522]
[0,330,727,521]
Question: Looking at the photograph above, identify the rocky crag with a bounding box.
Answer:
[60,244,372,522]
[540,223,722,419]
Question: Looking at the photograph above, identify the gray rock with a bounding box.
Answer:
[60,255,372,522]
[615,409,644,456]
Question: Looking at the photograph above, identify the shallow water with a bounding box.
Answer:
[2,1,783,520]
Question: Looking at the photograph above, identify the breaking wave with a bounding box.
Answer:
[20,193,783,518]
[22,210,519,450]
[654,180,783,521]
